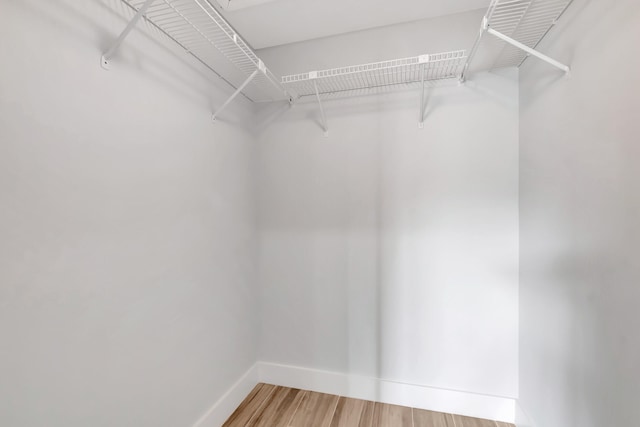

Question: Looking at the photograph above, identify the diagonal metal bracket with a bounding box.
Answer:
[101,0,157,70]
[460,14,571,82]
[483,17,570,75]
[212,67,260,122]
[311,73,329,137]
[487,26,571,74]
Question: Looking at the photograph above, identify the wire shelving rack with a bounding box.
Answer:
[100,0,577,128]
[281,51,467,134]
[282,51,467,99]
[102,0,292,119]
[462,0,574,80]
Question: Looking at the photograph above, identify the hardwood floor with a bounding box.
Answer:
[222,383,514,427]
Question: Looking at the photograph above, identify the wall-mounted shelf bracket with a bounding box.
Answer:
[282,51,465,135]
[101,0,156,70]
[212,61,266,122]
[482,17,570,75]
[418,55,429,129]
[311,72,329,137]
[460,23,485,83]
[460,0,574,82]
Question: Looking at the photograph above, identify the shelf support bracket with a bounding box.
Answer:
[311,73,328,137]
[101,0,157,70]
[212,66,261,122]
[460,20,485,83]
[484,18,570,75]
[418,55,429,129]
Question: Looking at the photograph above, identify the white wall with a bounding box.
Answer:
[518,0,640,426]
[0,1,258,426]
[255,10,520,407]
[258,9,501,78]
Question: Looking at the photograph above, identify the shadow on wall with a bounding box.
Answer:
[518,0,640,425]
[256,70,520,401]
[520,207,640,426]
[17,0,252,127]
[518,0,635,109]
[255,70,517,136]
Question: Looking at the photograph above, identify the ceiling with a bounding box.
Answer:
[211,0,491,49]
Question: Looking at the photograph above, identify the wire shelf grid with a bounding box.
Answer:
[487,0,573,68]
[126,0,289,102]
[282,51,467,99]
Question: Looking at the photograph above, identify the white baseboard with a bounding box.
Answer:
[192,363,260,427]
[515,402,535,427]
[258,362,516,424]
[192,362,518,426]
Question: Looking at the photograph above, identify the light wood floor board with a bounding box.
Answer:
[372,402,412,426]
[289,390,340,427]
[451,414,500,427]
[222,383,277,427]
[223,383,515,427]
[329,397,375,427]
[247,386,306,426]
[413,408,453,427]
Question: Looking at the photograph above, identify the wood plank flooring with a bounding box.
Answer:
[222,383,515,427]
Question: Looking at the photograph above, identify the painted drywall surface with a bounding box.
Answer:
[256,22,520,399]
[220,0,488,49]
[518,0,640,426]
[257,8,505,79]
[0,1,258,426]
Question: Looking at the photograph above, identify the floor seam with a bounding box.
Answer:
[286,390,307,427]
[234,385,503,427]
[244,385,278,427]
[326,395,340,427]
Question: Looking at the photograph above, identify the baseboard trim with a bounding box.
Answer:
[515,402,535,427]
[192,363,260,427]
[192,362,518,426]
[258,362,516,424]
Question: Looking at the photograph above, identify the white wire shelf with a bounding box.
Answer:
[103,0,575,127]
[282,51,467,99]
[463,0,574,78]
[117,0,290,103]
[490,0,574,68]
